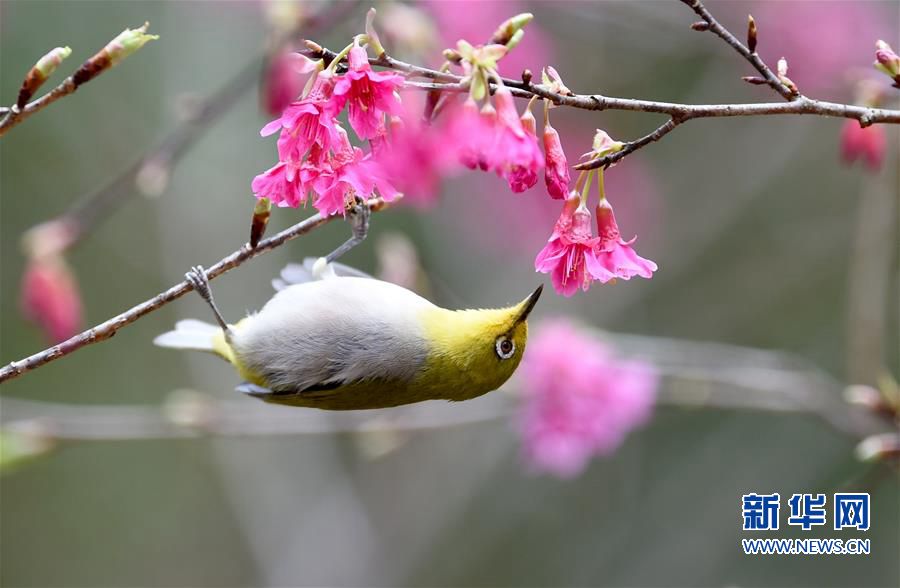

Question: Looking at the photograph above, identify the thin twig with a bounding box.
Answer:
[0,198,389,384]
[313,46,899,171]
[0,78,78,136]
[680,0,798,101]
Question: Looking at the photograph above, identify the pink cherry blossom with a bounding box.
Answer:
[332,44,405,140]
[517,319,657,478]
[20,256,83,343]
[840,120,886,171]
[491,87,543,192]
[260,71,340,163]
[594,199,657,281]
[543,121,570,199]
[535,194,614,297]
[309,128,400,216]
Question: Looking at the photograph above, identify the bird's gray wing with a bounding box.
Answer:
[271,257,374,291]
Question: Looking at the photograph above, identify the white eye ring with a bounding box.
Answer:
[495,336,516,359]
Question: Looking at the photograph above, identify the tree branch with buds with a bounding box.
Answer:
[304,0,900,172]
[0,23,158,137]
[0,198,390,384]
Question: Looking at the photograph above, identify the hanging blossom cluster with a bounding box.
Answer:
[535,106,657,296]
[251,10,657,297]
[517,319,658,478]
[251,36,404,217]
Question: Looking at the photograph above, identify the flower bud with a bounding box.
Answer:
[776,57,798,94]
[490,13,533,46]
[543,123,570,200]
[582,129,624,161]
[855,433,900,462]
[20,255,83,343]
[840,119,885,171]
[105,22,159,66]
[73,22,158,87]
[747,15,758,53]
[874,40,900,85]
[250,197,272,248]
[17,46,71,108]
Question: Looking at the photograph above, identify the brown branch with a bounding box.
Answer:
[680,0,798,101]
[303,0,899,171]
[0,197,389,384]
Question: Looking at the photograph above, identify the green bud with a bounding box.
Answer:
[35,46,72,78]
[505,29,525,51]
[106,22,159,65]
[491,12,533,46]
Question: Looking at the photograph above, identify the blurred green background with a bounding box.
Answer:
[1,1,898,587]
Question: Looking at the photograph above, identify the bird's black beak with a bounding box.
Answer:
[514,284,543,324]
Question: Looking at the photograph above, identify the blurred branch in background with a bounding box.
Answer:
[846,165,899,386]
[0,197,389,384]
[1,333,895,468]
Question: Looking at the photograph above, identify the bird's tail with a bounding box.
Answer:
[154,319,227,357]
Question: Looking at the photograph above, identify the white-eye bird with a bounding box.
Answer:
[154,206,542,410]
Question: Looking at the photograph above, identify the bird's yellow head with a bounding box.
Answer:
[417,285,543,401]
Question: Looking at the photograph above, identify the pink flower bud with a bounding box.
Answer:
[543,123,570,199]
[874,40,900,85]
[20,256,83,343]
[840,119,886,171]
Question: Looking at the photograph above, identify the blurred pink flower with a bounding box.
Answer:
[261,71,340,163]
[518,319,657,478]
[372,110,459,206]
[543,121,570,199]
[422,0,555,76]
[595,199,657,281]
[21,256,83,344]
[260,49,317,116]
[535,194,613,297]
[840,120,886,171]
[450,98,497,170]
[332,44,405,140]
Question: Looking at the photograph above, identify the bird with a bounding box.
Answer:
[154,205,542,410]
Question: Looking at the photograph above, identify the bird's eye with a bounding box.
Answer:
[495,336,515,359]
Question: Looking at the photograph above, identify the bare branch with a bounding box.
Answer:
[680,0,797,100]
[0,197,390,384]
